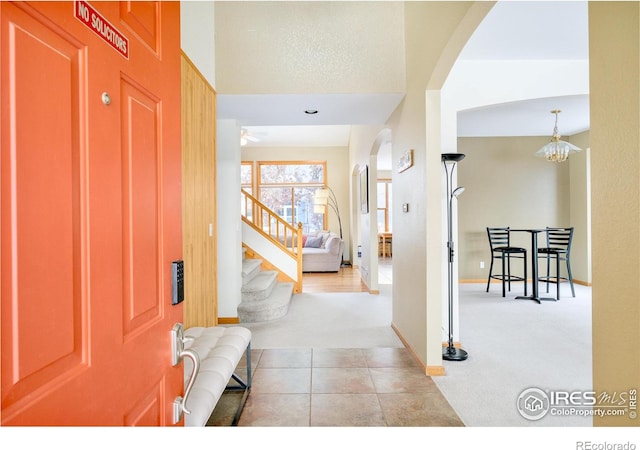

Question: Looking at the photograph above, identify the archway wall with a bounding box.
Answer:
[385,1,493,371]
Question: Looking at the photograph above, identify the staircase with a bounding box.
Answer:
[238,248,294,322]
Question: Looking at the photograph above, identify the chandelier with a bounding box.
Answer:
[535,109,582,162]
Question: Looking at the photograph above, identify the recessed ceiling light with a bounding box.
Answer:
[304,109,318,115]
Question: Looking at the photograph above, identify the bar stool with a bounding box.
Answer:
[538,227,575,300]
[486,227,528,297]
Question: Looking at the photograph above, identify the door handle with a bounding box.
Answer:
[171,323,200,424]
[173,348,199,422]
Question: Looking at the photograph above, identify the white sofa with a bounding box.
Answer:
[301,231,344,272]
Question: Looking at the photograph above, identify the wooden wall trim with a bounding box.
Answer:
[181,54,218,328]
[180,50,216,93]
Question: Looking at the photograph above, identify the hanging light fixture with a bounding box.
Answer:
[535,109,582,162]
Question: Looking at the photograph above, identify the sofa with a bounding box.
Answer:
[301,231,344,272]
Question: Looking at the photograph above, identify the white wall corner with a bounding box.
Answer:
[216,120,242,318]
[180,1,216,87]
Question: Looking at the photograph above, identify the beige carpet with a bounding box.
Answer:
[433,282,593,427]
[240,284,403,349]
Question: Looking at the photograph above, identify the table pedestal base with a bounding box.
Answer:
[515,295,557,304]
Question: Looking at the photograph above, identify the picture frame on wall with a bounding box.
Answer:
[398,148,414,173]
[360,165,369,213]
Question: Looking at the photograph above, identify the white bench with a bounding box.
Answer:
[182,326,252,427]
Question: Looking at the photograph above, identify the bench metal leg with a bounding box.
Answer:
[224,341,252,426]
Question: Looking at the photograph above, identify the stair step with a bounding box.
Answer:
[238,282,294,323]
[241,258,262,285]
[241,271,278,302]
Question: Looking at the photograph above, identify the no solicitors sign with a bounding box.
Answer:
[74,0,129,59]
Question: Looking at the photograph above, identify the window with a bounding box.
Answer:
[377,180,392,232]
[251,161,327,233]
[241,162,254,219]
[241,162,253,192]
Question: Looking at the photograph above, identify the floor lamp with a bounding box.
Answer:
[441,153,468,361]
[314,186,349,267]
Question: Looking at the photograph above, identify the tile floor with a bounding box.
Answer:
[207,347,463,427]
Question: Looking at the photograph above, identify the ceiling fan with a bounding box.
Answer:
[240,128,260,146]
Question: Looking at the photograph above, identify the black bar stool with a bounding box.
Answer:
[486,227,528,297]
[538,227,575,300]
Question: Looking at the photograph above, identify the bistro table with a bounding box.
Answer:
[510,228,556,304]
[378,232,392,258]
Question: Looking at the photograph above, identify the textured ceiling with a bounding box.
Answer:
[223,1,589,152]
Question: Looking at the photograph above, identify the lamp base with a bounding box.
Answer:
[442,346,468,361]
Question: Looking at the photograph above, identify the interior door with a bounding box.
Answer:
[1,1,183,425]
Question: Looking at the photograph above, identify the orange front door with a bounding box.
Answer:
[1,1,183,425]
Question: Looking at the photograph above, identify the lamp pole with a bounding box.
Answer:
[441,153,468,362]
[324,187,343,240]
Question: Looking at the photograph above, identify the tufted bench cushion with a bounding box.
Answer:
[183,326,252,427]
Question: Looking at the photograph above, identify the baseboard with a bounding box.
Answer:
[369,289,380,294]
[218,317,239,324]
[442,341,462,348]
[426,366,446,376]
[391,322,430,372]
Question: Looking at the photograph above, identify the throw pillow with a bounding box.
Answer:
[319,232,331,248]
[302,234,308,247]
[304,235,323,248]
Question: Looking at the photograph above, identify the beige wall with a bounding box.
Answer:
[589,1,639,426]
[241,146,351,261]
[455,135,595,284]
